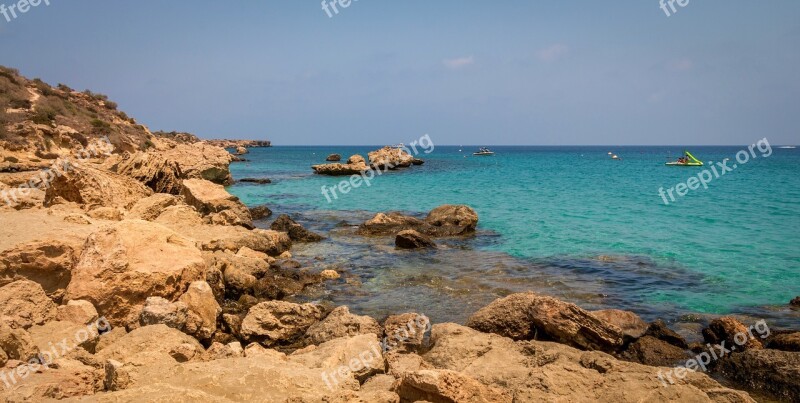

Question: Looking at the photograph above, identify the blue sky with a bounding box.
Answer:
[1,1,799,145]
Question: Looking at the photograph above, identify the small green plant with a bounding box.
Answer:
[56,83,73,92]
[9,99,32,109]
[31,108,57,124]
[104,100,118,110]
[90,119,111,132]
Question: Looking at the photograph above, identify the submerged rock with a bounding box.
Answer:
[466,292,624,353]
[395,229,436,249]
[239,177,271,184]
[270,214,324,242]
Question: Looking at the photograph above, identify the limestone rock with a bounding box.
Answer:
[64,220,206,328]
[0,323,39,362]
[105,151,183,194]
[395,229,436,249]
[44,165,152,210]
[0,239,81,302]
[767,332,800,352]
[621,335,690,367]
[126,193,180,221]
[466,292,624,352]
[717,348,800,402]
[139,297,189,330]
[0,280,57,329]
[645,319,689,349]
[240,301,324,346]
[158,142,234,185]
[86,206,124,221]
[368,146,414,169]
[304,306,382,345]
[591,309,649,339]
[249,205,272,220]
[359,205,479,237]
[179,281,221,340]
[270,214,323,242]
[312,154,369,176]
[424,204,479,236]
[384,313,430,353]
[703,317,763,352]
[180,179,253,228]
[326,154,341,162]
[393,369,512,403]
[57,300,99,325]
[290,333,385,382]
[95,324,203,365]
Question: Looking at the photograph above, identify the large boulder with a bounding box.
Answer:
[384,313,430,353]
[767,332,800,352]
[158,142,234,185]
[591,309,649,339]
[717,349,800,402]
[358,212,429,236]
[466,292,624,353]
[96,324,204,365]
[180,179,253,228]
[395,229,436,249]
[105,151,183,194]
[0,239,81,302]
[393,369,512,403]
[359,205,479,237]
[0,323,39,362]
[179,281,221,340]
[621,335,690,367]
[0,280,57,329]
[64,220,206,328]
[57,300,100,326]
[139,297,189,330]
[424,204,479,236]
[702,317,763,352]
[368,146,414,169]
[270,214,323,242]
[125,193,180,221]
[198,228,291,257]
[304,306,382,345]
[44,165,153,210]
[423,323,754,402]
[290,333,385,382]
[240,301,324,346]
[312,154,369,176]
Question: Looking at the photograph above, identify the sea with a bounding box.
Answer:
[228,145,800,334]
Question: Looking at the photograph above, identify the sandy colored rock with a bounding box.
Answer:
[64,213,93,225]
[717,348,800,402]
[466,292,624,353]
[57,300,99,325]
[703,317,763,352]
[359,205,479,237]
[320,269,340,280]
[179,281,221,340]
[44,164,152,210]
[105,151,183,194]
[0,238,81,302]
[591,309,649,339]
[181,178,253,228]
[304,306,382,345]
[64,220,206,328]
[384,313,430,353]
[0,279,57,329]
[95,324,203,365]
[393,369,512,403]
[240,301,324,346]
[28,320,102,355]
[424,204,479,236]
[0,362,101,401]
[158,142,234,185]
[312,154,369,176]
[622,335,690,367]
[202,342,243,361]
[0,323,39,362]
[139,297,189,330]
[368,146,414,169]
[236,246,268,260]
[767,332,800,352]
[126,193,180,221]
[290,333,385,382]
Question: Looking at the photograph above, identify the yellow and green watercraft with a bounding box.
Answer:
[666,151,704,166]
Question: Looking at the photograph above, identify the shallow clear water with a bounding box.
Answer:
[229,145,800,328]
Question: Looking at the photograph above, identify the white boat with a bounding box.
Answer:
[779,146,796,149]
[473,147,495,156]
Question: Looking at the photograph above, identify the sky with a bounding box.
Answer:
[1,0,799,145]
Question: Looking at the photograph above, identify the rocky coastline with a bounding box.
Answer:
[1,67,799,402]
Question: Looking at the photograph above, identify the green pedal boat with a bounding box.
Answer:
[666,151,704,166]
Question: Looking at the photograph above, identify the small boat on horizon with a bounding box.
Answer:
[779,146,796,149]
[473,147,495,156]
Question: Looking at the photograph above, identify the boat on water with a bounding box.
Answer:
[666,151,704,166]
[473,147,495,156]
[779,146,796,149]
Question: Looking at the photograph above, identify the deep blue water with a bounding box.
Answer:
[228,145,800,331]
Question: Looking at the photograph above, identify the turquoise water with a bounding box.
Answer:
[229,145,800,328]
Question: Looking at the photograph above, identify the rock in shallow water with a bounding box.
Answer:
[395,229,436,249]
[270,214,323,242]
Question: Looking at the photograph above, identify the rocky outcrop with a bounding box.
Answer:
[0,239,81,302]
[240,301,324,346]
[466,292,624,353]
[703,317,763,352]
[56,300,99,326]
[368,146,414,169]
[767,332,800,352]
[105,151,183,194]
[126,193,180,221]
[235,146,248,155]
[0,280,57,329]
[158,143,234,185]
[44,165,153,210]
[393,369,512,403]
[64,220,206,328]
[358,205,479,237]
[0,322,40,362]
[238,177,271,184]
[791,296,800,306]
[312,154,369,176]
[304,306,382,345]
[326,154,341,162]
[181,178,253,228]
[384,313,430,353]
[591,309,648,339]
[717,349,800,402]
[644,319,689,349]
[95,324,204,365]
[249,205,272,220]
[395,229,436,249]
[621,335,690,367]
[270,214,323,242]
[178,281,221,341]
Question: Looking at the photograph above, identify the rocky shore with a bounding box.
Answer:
[1,67,799,402]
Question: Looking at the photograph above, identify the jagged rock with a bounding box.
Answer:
[64,213,92,225]
[423,323,754,402]
[44,165,152,210]
[791,297,800,306]
[0,323,39,362]
[181,179,253,228]
[235,146,248,155]
[240,301,324,346]
[105,151,183,194]
[126,193,180,221]
[644,319,689,349]
[717,348,800,402]
[0,239,81,302]
[139,297,189,330]
[158,142,234,185]
[466,292,624,353]
[270,214,323,242]
[236,246,271,262]
[64,220,206,329]
[202,250,269,299]
[249,205,272,220]
[304,306,382,345]
[57,300,99,326]
[253,264,323,301]
[312,154,369,176]
[393,369,512,403]
[0,280,57,329]
[395,229,436,249]
[702,317,763,352]
[621,335,690,367]
[28,320,101,354]
[368,146,414,169]
[290,334,385,382]
[179,281,221,340]
[320,269,340,280]
[87,206,124,221]
[591,309,648,339]
[0,361,101,401]
[95,325,203,365]
[198,228,291,257]
[202,342,243,361]
[384,313,430,353]
[424,204,479,236]
[766,332,800,352]
[326,154,341,162]
[358,205,479,237]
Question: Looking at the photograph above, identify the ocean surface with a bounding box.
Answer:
[228,145,800,332]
